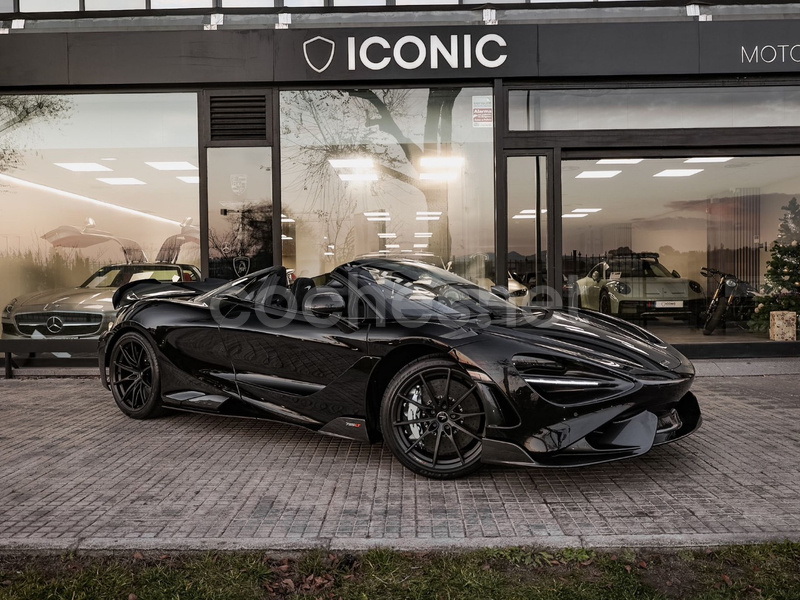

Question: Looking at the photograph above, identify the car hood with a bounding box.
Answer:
[469,307,691,374]
[10,287,115,313]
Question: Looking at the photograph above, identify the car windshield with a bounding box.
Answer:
[348,260,536,324]
[608,259,673,278]
[81,265,184,288]
[357,253,447,269]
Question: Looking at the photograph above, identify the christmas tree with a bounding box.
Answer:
[749,197,800,334]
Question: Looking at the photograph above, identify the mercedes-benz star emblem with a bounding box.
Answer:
[303,36,335,73]
[46,315,64,334]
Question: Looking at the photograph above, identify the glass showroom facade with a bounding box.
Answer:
[3,4,800,355]
[0,93,200,310]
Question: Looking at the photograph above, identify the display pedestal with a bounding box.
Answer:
[770,311,798,341]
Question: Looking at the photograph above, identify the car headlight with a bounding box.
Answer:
[512,354,635,405]
[615,282,631,295]
[509,288,528,298]
[689,280,703,294]
[3,299,17,316]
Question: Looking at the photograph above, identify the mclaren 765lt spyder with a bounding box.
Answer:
[99,258,701,479]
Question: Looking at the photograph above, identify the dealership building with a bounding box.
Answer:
[2,0,800,359]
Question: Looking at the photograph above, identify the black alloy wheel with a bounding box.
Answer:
[109,331,163,419]
[380,357,485,479]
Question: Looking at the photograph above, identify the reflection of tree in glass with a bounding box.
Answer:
[0,96,72,172]
[208,202,273,279]
[1,96,79,301]
[281,88,461,262]
[0,249,95,302]
[313,197,355,265]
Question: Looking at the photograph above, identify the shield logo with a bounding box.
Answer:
[230,174,247,197]
[303,36,336,74]
[233,256,250,277]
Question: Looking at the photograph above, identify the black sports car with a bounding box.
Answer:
[98,258,701,479]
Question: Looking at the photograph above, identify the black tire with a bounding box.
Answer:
[570,290,582,309]
[599,291,612,315]
[703,298,728,336]
[109,331,163,419]
[380,357,485,479]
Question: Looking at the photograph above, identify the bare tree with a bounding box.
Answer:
[281,88,461,261]
[209,203,274,278]
[0,95,72,172]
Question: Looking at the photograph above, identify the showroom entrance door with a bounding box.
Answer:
[206,147,274,279]
[505,152,556,306]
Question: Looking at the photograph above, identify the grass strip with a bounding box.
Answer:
[1,542,798,599]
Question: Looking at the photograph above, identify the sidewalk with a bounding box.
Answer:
[1,363,799,553]
[692,357,800,377]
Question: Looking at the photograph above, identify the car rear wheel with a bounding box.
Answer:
[380,357,485,479]
[109,331,163,419]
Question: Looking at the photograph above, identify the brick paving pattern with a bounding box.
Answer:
[0,376,799,550]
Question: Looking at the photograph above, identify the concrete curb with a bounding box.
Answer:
[1,532,798,554]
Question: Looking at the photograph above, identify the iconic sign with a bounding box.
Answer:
[341,33,507,72]
[280,22,800,81]
[275,26,536,81]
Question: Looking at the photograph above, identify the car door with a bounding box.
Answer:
[583,263,606,310]
[216,268,371,428]
[146,294,239,406]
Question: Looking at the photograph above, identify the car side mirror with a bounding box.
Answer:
[672,269,681,278]
[305,291,345,318]
[490,285,510,300]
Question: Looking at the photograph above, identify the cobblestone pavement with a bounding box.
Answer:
[1,372,799,551]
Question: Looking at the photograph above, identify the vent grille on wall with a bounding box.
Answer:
[209,95,267,141]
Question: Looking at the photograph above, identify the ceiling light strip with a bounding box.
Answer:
[576,171,621,179]
[596,159,643,165]
[654,169,704,177]
[0,173,181,226]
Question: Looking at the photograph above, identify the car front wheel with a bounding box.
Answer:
[109,331,163,419]
[599,291,612,314]
[380,357,485,479]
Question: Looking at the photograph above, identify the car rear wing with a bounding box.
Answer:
[112,278,227,310]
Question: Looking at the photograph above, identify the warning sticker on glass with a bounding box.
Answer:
[472,96,493,128]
